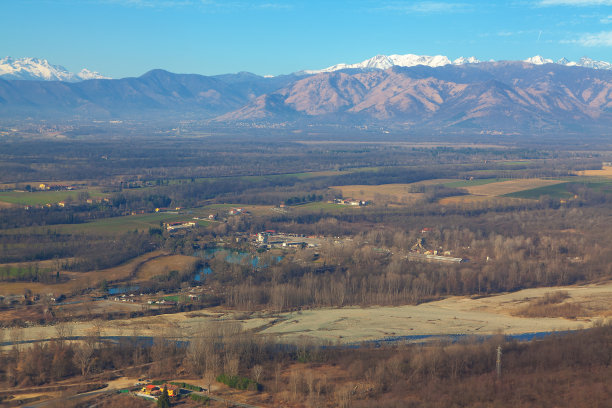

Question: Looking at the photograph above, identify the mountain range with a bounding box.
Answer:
[0,57,108,82]
[3,54,612,83]
[2,55,612,135]
[300,54,612,74]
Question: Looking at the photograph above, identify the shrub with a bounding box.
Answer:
[170,382,202,392]
[190,394,210,405]
[216,373,262,391]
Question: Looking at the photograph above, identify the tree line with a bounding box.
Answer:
[2,321,612,407]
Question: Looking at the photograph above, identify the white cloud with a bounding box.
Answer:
[564,30,612,46]
[539,0,612,6]
[600,15,612,23]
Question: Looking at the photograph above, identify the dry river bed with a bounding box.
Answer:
[4,281,612,347]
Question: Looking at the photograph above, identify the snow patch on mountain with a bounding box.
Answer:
[523,55,612,70]
[0,57,109,81]
[300,53,480,74]
[524,55,554,65]
[299,53,612,75]
[452,56,481,65]
[574,57,612,70]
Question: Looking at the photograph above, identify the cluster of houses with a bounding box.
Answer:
[155,207,183,213]
[255,230,321,249]
[147,299,177,306]
[86,197,111,205]
[408,231,466,263]
[139,383,180,398]
[22,196,111,210]
[333,198,369,206]
[164,221,196,231]
[113,294,138,303]
[36,183,77,191]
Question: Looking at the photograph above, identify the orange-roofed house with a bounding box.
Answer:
[141,384,160,395]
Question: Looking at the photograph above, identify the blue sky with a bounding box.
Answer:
[3,0,612,77]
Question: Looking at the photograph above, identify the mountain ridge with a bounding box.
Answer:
[2,60,612,136]
[217,62,612,133]
[3,54,612,83]
[299,53,612,75]
[0,57,109,82]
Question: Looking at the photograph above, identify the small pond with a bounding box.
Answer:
[193,247,282,281]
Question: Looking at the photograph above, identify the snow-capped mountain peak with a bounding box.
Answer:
[575,56,612,70]
[76,68,108,81]
[0,57,109,82]
[298,53,612,75]
[300,53,458,74]
[524,55,554,65]
[452,56,480,65]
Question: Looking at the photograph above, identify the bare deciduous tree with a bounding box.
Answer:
[186,336,208,376]
[55,321,73,343]
[251,364,264,384]
[73,342,95,377]
[225,354,240,377]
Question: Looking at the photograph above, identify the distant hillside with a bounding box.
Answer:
[218,62,612,134]
[2,62,612,135]
[0,69,297,119]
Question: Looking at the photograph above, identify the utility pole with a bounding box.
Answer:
[496,345,502,380]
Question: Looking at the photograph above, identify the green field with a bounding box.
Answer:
[504,182,572,199]
[164,169,350,185]
[559,179,612,193]
[442,178,510,188]
[289,201,362,213]
[0,190,106,206]
[499,160,533,166]
[0,265,51,280]
[504,178,612,200]
[3,212,208,235]
[581,180,612,193]
[60,213,208,234]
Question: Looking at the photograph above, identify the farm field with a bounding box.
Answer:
[0,251,159,297]
[331,178,536,205]
[149,169,350,189]
[574,179,612,193]
[504,182,573,199]
[442,178,510,188]
[438,195,521,205]
[0,265,52,280]
[192,203,277,217]
[463,178,567,196]
[281,201,363,213]
[0,180,94,190]
[48,212,206,235]
[577,165,612,177]
[135,254,200,281]
[0,189,106,206]
[331,184,424,203]
[0,250,201,299]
